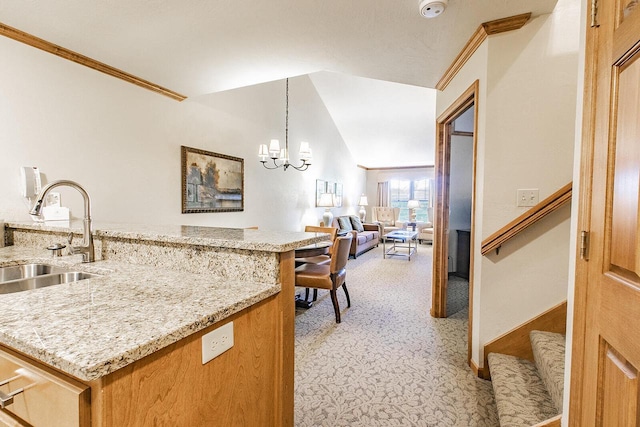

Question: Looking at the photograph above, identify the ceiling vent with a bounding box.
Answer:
[419,0,448,18]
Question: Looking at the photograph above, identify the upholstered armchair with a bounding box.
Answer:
[390,207,434,244]
[417,207,434,244]
[371,207,401,235]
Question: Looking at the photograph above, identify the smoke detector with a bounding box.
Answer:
[419,0,448,18]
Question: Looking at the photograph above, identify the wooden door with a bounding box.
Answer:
[570,0,640,425]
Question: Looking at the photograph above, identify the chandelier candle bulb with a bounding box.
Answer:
[302,147,312,163]
[299,141,311,160]
[258,144,269,161]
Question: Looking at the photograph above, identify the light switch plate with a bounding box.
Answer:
[517,189,539,207]
[202,321,234,364]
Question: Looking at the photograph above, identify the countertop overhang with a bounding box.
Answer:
[0,222,325,381]
[0,247,278,381]
[5,221,326,252]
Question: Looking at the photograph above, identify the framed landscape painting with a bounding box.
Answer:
[181,146,244,213]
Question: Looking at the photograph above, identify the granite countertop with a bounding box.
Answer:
[0,246,280,381]
[6,221,326,252]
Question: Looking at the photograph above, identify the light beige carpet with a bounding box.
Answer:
[294,245,498,426]
[447,275,469,317]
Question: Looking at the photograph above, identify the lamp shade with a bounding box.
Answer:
[358,195,369,206]
[407,200,420,209]
[269,139,281,156]
[318,193,335,208]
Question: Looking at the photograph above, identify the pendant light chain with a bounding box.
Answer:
[285,78,289,154]
[257,77,311,171]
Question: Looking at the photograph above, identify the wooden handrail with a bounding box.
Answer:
[481,182,572,255]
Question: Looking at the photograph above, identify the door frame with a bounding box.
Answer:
[432,80,479,364]
[567,0,607,422]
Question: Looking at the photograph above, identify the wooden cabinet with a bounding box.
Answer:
[0,252,295,427]
[91,251,294,427]
[0,347,90,427]
[456,229,470,280]
[92,290,289,426]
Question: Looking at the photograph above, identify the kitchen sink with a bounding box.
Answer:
[0,264,70,283]
[0,264,99,294]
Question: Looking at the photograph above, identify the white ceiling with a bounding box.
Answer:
[309,72,437,168]
[0,0,558,167]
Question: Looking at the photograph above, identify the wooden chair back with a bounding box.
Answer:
[304,225,338,255]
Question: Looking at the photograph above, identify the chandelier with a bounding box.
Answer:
[258,78,312,171]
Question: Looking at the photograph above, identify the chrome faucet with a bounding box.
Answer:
[29,180,95,263]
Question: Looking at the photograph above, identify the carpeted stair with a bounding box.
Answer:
[488,330,566,426]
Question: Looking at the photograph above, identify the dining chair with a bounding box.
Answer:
[297,225,339,302]
[296,225,338,265]
[294,234,352,323]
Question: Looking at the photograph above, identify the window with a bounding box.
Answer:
[389,178,431,222]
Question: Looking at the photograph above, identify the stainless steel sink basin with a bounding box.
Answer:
[0,272,99,294]
[0,264,70,283]
[0,264,99,294]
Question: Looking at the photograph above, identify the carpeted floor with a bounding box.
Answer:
[447,274,469,317]
[294,244,498,427]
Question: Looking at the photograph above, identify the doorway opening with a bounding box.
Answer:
[431,81,478,366]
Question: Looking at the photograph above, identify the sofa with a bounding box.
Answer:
[330,215,380,258]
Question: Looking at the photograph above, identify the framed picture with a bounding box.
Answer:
[315,179,343,207]
[181,146,244,213]
[334,183,343,207]
[315,179,327,207]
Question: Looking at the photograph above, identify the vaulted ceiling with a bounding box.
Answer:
[0,0,558,167]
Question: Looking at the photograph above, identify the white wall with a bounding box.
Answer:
[448,134,473,272]
[478,1,579,360]
[0,35,364,231]
[436,0,580,366]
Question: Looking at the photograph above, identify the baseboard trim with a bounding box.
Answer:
[483,300,567,380]
[469,358,486,379]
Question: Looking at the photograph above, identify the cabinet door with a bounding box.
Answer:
[0,347,90,427]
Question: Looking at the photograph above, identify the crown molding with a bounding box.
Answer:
[358,164,435,171]
[436,13,532,91]
[0,21,187,102]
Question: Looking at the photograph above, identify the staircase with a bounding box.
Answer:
[488,331,566,427]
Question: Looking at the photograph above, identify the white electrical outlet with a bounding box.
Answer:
[202,321,234,364]
[516,189,539,207]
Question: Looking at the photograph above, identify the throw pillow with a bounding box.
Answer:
[337,216,353,231]
[350,215,365,232]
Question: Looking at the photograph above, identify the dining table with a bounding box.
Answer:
[294,240,332,259]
